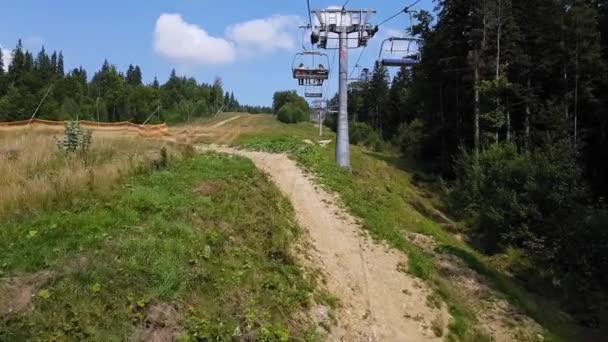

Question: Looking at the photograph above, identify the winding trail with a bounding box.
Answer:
[199,146,449,342]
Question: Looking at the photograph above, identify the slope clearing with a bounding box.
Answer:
[201,114,587,341]
[201,146,450,341]
[0,144,324,341]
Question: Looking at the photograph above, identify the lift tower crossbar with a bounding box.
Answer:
[311,8,377,169]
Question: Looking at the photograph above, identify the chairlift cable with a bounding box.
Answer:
[306,0,313,30]
[376,11,404,27]
[349,46,367,79]
[342,0,352,8]
[376,0,423,27]
[323,49,337,98]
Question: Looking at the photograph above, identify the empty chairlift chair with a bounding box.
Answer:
[378,37,423,68]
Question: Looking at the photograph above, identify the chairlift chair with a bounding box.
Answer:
[348,65,370,91]
[378,37,423,67]
[292,51,330,86]
[378,9,424,68]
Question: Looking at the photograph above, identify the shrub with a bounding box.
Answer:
[395,119,425,157]
[273,90,297,114]
[272,90,309,114]
[56,121,92,154]
[450,141,608,293]
[349,122,387,152]
[272,90,309,119]
[276,102,309,124]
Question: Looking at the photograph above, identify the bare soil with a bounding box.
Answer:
[192,181,224,196]
[0,271,54,318]
[132,302,184,342]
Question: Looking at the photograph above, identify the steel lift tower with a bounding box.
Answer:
[311,8,377,169]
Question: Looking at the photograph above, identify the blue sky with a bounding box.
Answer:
[0,0,435,106]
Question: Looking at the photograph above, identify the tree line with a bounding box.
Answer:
[342,0,608,327]
[0,40,270,124]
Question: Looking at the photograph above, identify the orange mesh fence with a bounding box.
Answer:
[0,119,169,136]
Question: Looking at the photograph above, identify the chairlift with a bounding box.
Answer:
[378,10,423,68]
[378,37,423,67]
[292,51,330,86]
[348,65,370,91]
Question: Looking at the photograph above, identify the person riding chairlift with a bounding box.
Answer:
[314,64,326,85]
[297,63,306,85]
[295,63,328,86]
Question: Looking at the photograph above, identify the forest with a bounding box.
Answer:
[0,40,270,124]
[340,0,608,326]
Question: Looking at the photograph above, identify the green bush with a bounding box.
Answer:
[395,119,425,157]
[272,90,297,114]
[276,102,309,124]
[273,91,309,115]
[349,122,387,152]
[450,141,608,293]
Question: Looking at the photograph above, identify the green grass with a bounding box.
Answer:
[0,153,323,341]
[236,122,584,342]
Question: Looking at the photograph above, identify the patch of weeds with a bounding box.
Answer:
[431,315,445,337]
[407,247,434,280]
[426,292,443,309]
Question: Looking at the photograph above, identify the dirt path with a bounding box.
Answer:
[200,146,449,342]
[210,115,241,128]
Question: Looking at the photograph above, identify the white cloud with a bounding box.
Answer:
[0,45,13,72]
[154,13,303,67]
[154,13,236,65]
[226,15,302,52]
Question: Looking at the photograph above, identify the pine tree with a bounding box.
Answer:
[0,49,5,97]
[8,39,25,81]
[35,46,52,80]
[0,48,4,75]
[230,92,236,110]
[126,64,142,86]
[126,64,135,85]
[364,61,390,134]
[57,52,64,76]
[565,2,603,149]
[133,66,142,85]
[24,51,34,72]
[385,67,411,139]
[51,51,58,74]
[101,59,110,73]
[224,92,230,110]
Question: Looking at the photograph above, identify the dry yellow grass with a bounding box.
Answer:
[0,128,177,219]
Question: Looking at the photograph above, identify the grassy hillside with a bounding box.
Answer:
[0,131,325,341]
[235,117,588,342]
[1,117,595,341]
